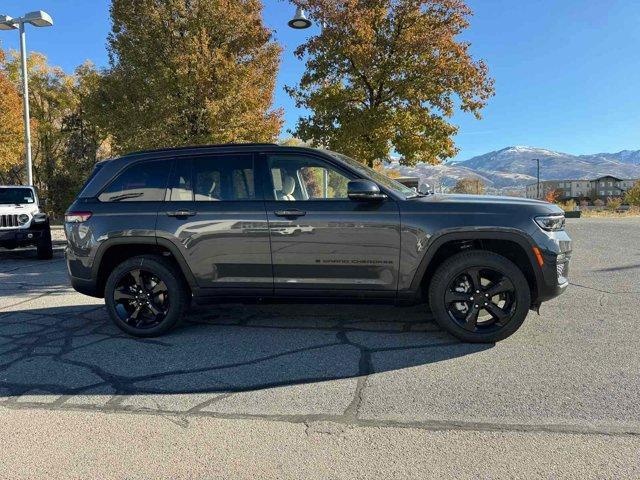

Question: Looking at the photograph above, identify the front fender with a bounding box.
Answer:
[401,227,544,301]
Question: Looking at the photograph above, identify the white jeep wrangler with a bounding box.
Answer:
[0,185,53,259]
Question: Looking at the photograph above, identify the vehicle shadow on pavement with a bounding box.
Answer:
[0,301,492,398]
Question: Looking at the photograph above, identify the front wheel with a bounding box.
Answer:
[104,255,189,337]
[36,226,53,260]
[428,251,531,343]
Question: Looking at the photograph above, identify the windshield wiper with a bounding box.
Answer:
[109,192,144,202]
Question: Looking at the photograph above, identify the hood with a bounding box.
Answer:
[0,203,40,216]
[414,193,563,213]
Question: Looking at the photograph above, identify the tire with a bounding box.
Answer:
[104,255,189,337]
[36,226,53,260]
[428,250,531,343]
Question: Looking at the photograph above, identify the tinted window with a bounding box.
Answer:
[0,188,35,205]
[166,160,193,201]
[192,155,256,201]
[267,155,353,201]
[99,160,168,202]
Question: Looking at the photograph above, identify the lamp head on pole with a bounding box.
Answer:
[288,7,312,30]
[23,11,53,27]
[0,15,18,30]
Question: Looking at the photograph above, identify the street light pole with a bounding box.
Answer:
[0,10,53,187]
[534,158,541,199]
[18,22,33,186]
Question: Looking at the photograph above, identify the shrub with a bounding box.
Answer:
[594,199,605,209]
[606,197,623,211]
[624,181,640,206]
[559,199,576,212]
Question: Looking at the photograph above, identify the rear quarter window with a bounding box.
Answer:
[98,160,169,202]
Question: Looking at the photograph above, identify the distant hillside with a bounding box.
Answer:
[389,146,640,190]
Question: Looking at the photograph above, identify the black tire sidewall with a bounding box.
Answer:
[36,226,53,260]
[104,256,188,337]
[429,251,531,343]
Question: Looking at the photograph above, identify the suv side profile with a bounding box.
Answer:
[65,144,571,343]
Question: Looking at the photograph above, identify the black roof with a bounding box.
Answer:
[125,143,280,157]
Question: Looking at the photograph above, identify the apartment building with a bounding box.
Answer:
[525,175,639,201]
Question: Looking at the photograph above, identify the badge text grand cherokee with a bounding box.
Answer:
[64,144,572,343]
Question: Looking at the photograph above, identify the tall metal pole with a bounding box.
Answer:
[19,21,33,186]
[535,158,540,199]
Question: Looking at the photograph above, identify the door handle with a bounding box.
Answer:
[166,210,197,218]
[274,209,306,218]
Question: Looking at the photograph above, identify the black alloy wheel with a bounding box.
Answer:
[429,251,531,343]
[444,267,516,333]
[113,268,170,329]
[104,255,189,337]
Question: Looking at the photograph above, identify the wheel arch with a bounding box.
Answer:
[93,237,197,297]
[410,228,543,305]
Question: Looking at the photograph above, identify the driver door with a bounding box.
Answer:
[260,152,401,298]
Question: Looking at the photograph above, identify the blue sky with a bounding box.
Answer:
[1,0,638,161]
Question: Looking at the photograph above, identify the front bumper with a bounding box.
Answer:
[535,249,571,304]
[0,229,43,248]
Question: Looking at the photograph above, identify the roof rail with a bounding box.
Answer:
[125,143,280,157]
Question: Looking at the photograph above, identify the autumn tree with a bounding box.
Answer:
[0,48,24,181]
[624,181,640,206]
[545,189,560,203]
[2,51,108,216]
[287,0,494,167]
[452,177,485,194]
[92,0,283,154]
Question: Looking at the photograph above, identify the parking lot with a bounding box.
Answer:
[1,218,639,478]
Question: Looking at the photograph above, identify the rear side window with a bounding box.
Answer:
[98,160,169,202]
[167,154,257,201]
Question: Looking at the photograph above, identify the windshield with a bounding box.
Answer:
[0,188,35,205]
[326,151,419,199]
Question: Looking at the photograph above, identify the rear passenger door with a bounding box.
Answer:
[155,153,272,295]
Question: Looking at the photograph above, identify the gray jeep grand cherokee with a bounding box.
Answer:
[65,144,571,342]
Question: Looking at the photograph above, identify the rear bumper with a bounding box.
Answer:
[69,274,102,298]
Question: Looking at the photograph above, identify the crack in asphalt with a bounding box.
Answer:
[569,281,640,295]
[2,402,639,438]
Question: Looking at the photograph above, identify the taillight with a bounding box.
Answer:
[65,211,92,223]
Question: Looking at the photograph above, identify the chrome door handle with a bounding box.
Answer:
[166,210,196,218]
[274,209,306,218]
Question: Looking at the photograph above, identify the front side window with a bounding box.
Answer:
[99,160,169,202]
[325,151,418,198]
[166,154,256,202]
[267,155,354,201]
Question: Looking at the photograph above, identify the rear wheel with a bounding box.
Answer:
[36,226,53,260]
[428,250,531,343]
[104,255,189,337]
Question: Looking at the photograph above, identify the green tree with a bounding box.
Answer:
[624,181,640,206]
[287,0,494,167]
[452,177,485,195]
[94,0,283,154]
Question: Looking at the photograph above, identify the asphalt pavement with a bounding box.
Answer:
[0,218,639,479]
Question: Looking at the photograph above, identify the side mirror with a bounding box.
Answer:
[348,179,387,201]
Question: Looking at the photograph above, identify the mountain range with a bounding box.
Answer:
[388,146,640,191]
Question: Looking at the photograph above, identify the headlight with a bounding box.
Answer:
[18,214,30,225]
[534,214,565,231]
